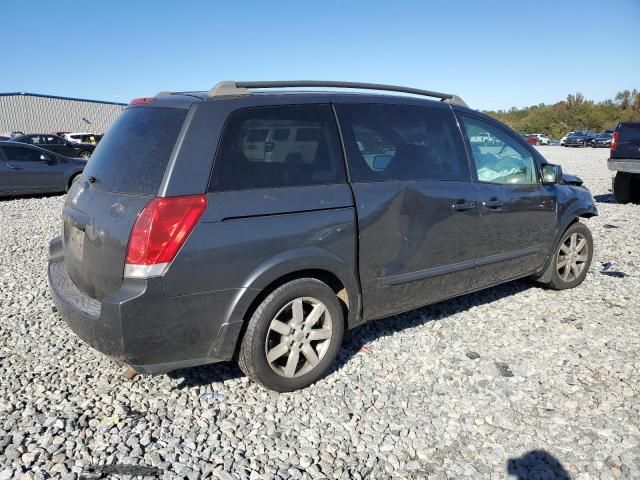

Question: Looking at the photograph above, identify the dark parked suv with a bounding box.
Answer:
[609,122,640,204]
[48,81,597,391]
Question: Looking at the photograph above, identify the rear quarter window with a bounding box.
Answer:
[82,107,187,195]
[210,105,346,191]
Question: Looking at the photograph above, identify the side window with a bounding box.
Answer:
[272,128,290,141]
[211,105,346,191]
[47,136,66,145]
[4,146,41,162]
[336,103,470,182]
[25,135,41,144]
[460,116,539,185]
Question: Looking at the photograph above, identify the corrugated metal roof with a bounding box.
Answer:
[0,93,126,133]
[0,92,126,106]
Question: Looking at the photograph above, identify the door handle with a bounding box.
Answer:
[6,163,23,170]
[451,200,477,211]
[482,199,504,209]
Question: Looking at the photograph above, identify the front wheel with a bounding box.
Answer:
[238,278,344,392]
[78,151,91,159]
[542,222,593,290]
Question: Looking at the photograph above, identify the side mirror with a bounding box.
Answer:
[372,154,393,170]
[542,164,563,184]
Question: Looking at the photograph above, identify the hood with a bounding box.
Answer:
[562,173,583,186]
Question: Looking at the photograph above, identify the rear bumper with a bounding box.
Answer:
[608,158,640,174]
[47,236,247,373]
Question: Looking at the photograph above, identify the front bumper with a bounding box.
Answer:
[47,236,246,373]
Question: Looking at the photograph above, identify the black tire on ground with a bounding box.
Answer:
[631,174,640,204]
[79,151,91,159]
[238,278,344,392]
[540,222,593,291]
[613,172,633,204]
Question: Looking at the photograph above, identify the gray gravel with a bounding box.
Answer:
[1,146,639,479]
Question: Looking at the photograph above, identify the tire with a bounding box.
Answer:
[66,173,82,191]
[632,175,640,203]
[541,222,593,290]
[238,278,344,392]
[613,172,633,204]
[78,151,91,159]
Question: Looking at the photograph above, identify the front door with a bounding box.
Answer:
[45,135,78,157]
[457,114,557,288]
[3,145,63,192]
[336,102,480,320]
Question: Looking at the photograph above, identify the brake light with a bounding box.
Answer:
[611,131,619,152]
[129,97,155,105]
[124,194,207,278]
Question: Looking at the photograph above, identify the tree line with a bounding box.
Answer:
[485,89,640,140]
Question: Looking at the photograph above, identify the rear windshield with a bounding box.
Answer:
[619,123,640,140]
[82,107,187,195]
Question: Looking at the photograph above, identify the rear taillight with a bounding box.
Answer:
[124,194,207,278]
[611,131,619,152]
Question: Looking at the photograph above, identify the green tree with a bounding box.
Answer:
[484,89,639,139]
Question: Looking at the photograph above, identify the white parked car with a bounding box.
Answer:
[62,132,101,145]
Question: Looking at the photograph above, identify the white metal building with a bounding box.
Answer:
[0,92,125,135]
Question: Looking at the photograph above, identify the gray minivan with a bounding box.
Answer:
[48,81,597,391]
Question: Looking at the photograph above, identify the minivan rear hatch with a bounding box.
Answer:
[63,105,189,300]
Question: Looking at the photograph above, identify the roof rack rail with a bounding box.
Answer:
[207,81,468,107]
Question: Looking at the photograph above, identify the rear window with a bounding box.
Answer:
[82,107,187,195]
[618,123,640,140]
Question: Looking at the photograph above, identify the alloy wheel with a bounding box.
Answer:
[265,297,332,378]
[556,232,589,282]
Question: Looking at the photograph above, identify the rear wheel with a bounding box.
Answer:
[541,222,593,290]
[613,172,632,204]
[238,278,344,392]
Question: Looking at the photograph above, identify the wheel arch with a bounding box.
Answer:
[66,170,83,191]
[207,248,362,362]
[535,208,595,284]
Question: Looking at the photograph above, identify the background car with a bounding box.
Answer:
[609,122,640,203]
[563,132,591,147]
[0,141,85,196]
[529,133,551,145]
[590,133,612,147]
[523,134,540,145]
[62,132,103,145]
[560,131,576,146]
[12,133,95,159]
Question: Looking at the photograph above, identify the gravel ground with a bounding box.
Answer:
[0,146,638,480]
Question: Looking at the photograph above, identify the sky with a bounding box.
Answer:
[2,0,639,111]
